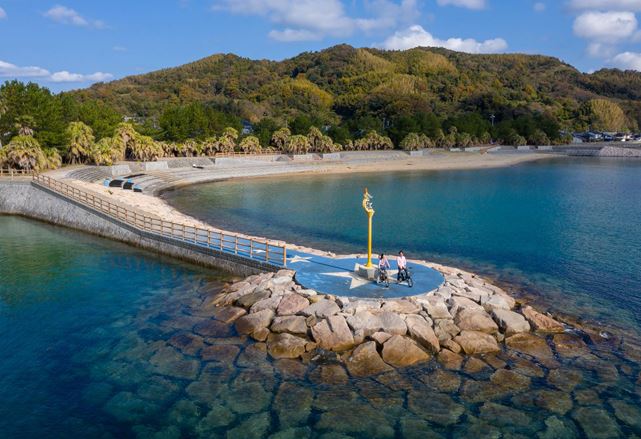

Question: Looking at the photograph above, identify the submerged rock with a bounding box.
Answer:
[149,345,200,380]
[226,412,271,439]
[381,335,430,367]
[235,309,274,335]
[571,407,621,439]
[267,333,308,359]
[408,391,465,426]
[345,341,393,377]
[211,306,247,323]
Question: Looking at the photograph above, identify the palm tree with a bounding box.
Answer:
[1,135,48,171]
[66,121,95,164]
[239,135,261,154]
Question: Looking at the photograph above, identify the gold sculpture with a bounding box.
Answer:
[362,188,375,268]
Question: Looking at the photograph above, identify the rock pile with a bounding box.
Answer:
[207,264,565,375]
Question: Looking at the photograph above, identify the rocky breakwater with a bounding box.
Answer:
[205,263,567,376]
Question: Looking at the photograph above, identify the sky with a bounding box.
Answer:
[1,0,641,92]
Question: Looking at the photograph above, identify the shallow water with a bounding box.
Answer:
[164,157,641,334]
[2,216,641,437]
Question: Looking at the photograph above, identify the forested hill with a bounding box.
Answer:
[71,44,641,136]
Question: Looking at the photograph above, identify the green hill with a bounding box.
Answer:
[71,44,641,139]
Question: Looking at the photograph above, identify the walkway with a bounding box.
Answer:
[287,249,444,299]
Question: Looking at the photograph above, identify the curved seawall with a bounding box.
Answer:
[0,181,269,277]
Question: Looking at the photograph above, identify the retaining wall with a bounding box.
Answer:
[0,181,268,277]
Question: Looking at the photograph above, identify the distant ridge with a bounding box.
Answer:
[71,44,641,128]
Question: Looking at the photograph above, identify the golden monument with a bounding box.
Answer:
[362,188,375,268]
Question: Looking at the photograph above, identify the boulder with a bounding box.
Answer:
[455,308,498,334]
[379,312,408,335]
[276,294,309,316]
[235,309,274,335]
[249,295,282,314]
[405,314,440,353]
[347,311,406,336]
[236,290,271,308]
[382,335,430,367]
[448,296,484,317]
[370,331,393,347]
[301,299,340,318]
[433,319,460,342]
[311,315,355,352]
[481,294,512,312]
[454,330,500,354]
[491,309,531,336]
[521,306,564,333]
[267,333,308,359]
[345,341,393,377]
[381,300,421,314]
[420,296,452,319]
[270,315,308,335]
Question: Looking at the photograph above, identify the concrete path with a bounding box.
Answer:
[287,250,444,299]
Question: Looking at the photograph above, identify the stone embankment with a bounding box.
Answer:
[206,262,566,375]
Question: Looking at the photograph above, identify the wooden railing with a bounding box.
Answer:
[32,174,287,268]
[0,168,35,178]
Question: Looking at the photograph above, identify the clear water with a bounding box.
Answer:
[164,157,641,334]
[3,157,641,438]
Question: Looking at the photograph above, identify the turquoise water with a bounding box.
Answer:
[2,192,641,437]
[164,157,641,333]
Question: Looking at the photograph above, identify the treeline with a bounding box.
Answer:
[0,78,631,171]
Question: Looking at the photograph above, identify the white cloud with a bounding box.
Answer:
[569,0,641,11]
[0,59,112,83]
[214,0,418,41]
[379,24,507,53]
[44,5,105,28]
[49,71,113,83]
[611,51,641,70]
[436,0,486,9]
[0,60,50,78]
[534,2,546,12]
[573,11,637,43]
[0,7,7,19]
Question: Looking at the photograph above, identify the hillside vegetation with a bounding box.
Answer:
[2,45,641,170]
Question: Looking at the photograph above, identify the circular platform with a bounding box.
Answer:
[288,250,445,299]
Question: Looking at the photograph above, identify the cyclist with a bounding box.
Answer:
[397,250,408,282]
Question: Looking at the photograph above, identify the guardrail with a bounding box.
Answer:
[32,174,287,268]
[0,168,35,178]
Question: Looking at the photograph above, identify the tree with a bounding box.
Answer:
[271,127,291,151]
[1,135,48,171]
[355,131,394,150]
[587,99,628,132]
[89,137,117,165]
[528,129,550,146]
[286,135,310,154]
[400,133,422,151]
[239,136,261,153]
[65,121,95,164]
[217,127,238,152]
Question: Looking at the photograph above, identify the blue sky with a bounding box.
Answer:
[1,0,641,92]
